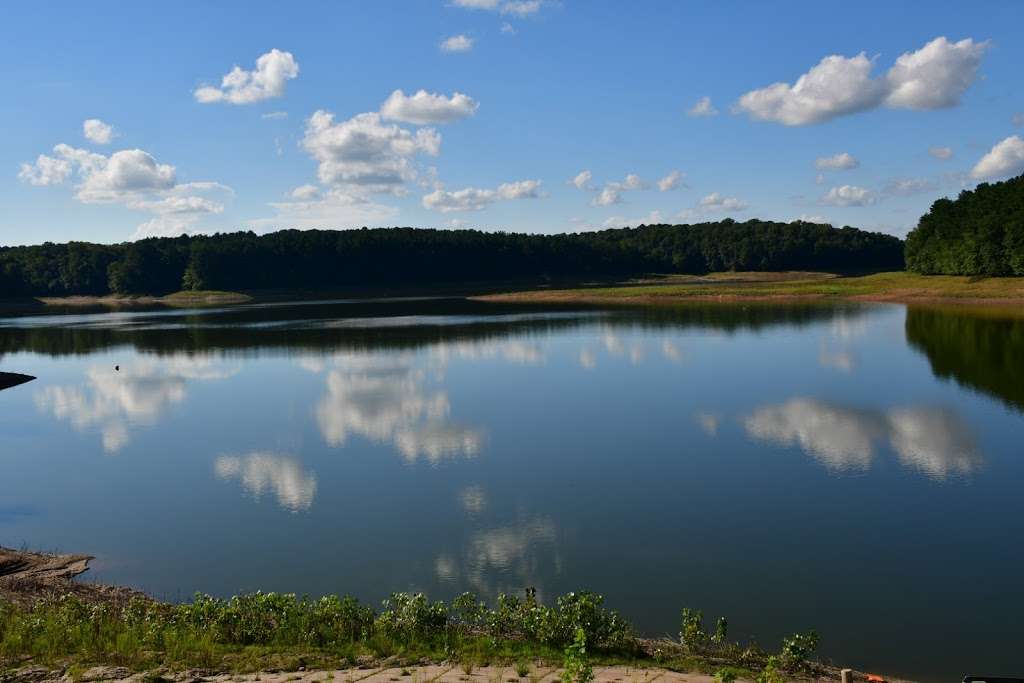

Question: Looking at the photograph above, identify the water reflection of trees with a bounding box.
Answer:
[905,307,1024,412]
[0,298,869,357]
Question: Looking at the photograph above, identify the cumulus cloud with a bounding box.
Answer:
[821,185,874,207]
[657,170,685,191]
[83,119,114,144]
[301,110,440,194]
[929,146,953,160]
[592,174,644,206]
[736,36,988,125]
[451,0,544,15]
[380,89,479,124]
[440,34,474,53]
[19,143,230,239]
[687,96,718,117]
[17,154,71,186]
[815,152,859,170]
[194,49,299,104]
[970,135,1024,180]
[570,169,593,191]
[422,179,542,212]
[697,192,748,212]
[290,184,320,200]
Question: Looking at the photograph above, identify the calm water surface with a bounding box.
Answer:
[1,299,1022,682]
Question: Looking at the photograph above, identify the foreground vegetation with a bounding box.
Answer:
[480,271,1024,304]
[0,220,903,298]
[0,590,824,681]
[906,173,1024,276]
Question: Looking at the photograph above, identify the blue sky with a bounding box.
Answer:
[3,0,1023,246]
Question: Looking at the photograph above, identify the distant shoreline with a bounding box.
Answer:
[473,271,1024,308]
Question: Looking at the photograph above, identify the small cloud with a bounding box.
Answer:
[657,170,686,192]
[501,0,542,16]
[815,152,859,170]
[970,135,1024,180]
[697,192,748,212]
[440,34,474,53]
[501,22,516,35]
[262,111,288,120]
[821,185,875,207]
[882,177,936,196]
[570,169,593,191]
[290,184,320,200]
[1014,113,1024,127]
[928,146,953,160]
[83,119,114,144]
[687,96,718,117]
[593,174,644,206]
[380,89,479,124]
[194,49,299,105]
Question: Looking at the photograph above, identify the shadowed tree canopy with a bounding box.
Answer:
[0,220,904,297]
[905,173,1024,275]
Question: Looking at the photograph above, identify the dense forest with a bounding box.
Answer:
[0,219,904,297]
[905,173,1024,275]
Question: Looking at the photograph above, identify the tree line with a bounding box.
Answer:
[905,173,1024,275]
[0,219,905,297]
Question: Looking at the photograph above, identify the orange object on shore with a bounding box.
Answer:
[867,675,887,683]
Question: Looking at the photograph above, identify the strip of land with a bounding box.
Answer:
[474,271,1024,306]
[0,548,909,683]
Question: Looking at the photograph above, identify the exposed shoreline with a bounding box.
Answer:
[0,548,910,683]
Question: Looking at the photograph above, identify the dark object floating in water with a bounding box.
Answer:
[0,372,36,392]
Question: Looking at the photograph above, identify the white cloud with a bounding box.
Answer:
[423,179,542,212]
[657,170,685,191]
[440,34,474,53]
[261,111,288,120]
[290,184,320,200]
[970,135,1024,180]
[301,110,440,194]
[592,174,644,206]
[884,37,988,110]
[882,177,936,196]
[451,0,500,8]
[252,189,399,232]
[194,49,299,105]
[929,146,953,160]
[75,149,177,202]
[821,184,874,207]
[570,169,593,191]
[815,152,859,170]
[451,0,544,16]
[83,119,114,144]
[793,214,829,224]
[17,154,71,186]
[697,192,748,212]
[687,96,718,117]
[501,22,516,35]
[501,0,542,17]
[737,36,988,126]
[380,89,479,124]
[598,210,663,229]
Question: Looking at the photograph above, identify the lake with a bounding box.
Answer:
[1,298,1022,682]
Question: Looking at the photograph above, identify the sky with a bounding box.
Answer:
[3,0,1024,246]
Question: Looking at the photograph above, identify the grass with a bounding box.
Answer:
[479,271,1024,304]
[0,591,818,681]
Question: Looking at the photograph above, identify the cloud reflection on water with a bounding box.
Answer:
[742,398,981,479]
[34,355,237,453]
[215,452,317,512]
